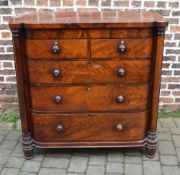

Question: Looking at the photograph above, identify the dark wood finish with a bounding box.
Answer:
[9,11,168,29]
[91,38,153,59]
[31,112,147,142]
[150,27,166,132]
[145,131,157,158]
[11,29,33,159]
[30,84,149,112]
[28,60,151,84]
[26,39,88,59]
[9,11,168,159]
[145,27,166,158]
[22,132,34,159]
[26,28,153,39]
[26,38,152,60]
[33,140,146,148]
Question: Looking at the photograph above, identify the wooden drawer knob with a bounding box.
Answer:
[52,69,61,78]
[56,124,63,132]
[54,96,62,103]
[52,41,60,54]
[117,68,126,77]
[118,40,126,53]
[116,124,123,131]
[116,95,125,103]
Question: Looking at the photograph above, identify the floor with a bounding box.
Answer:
[0,118,180,175]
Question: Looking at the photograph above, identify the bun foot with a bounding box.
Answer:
[145,131,157,158]
[22,132,34,159]
[145,145,157,158]
[23,148,34,159]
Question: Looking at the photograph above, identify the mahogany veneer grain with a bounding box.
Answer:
[91,38,153,59]
[26,28,153,39]
[28,60,151,84]
[26,39,88,59]
[9,11,168,29]
[31,112,148,142]
[9,11,168,159]
[30,84,149,112]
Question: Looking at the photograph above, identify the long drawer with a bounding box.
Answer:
[30,84,149,112]
[31,112,148,142]
[28,60,151,84]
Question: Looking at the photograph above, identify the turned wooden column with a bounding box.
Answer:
[145,24,166,158]
[11,29,34,159]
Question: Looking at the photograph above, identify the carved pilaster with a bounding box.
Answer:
[11,29,20,39]
[22,132,34,159]
[157,27,166,36]
[145,131,157,158]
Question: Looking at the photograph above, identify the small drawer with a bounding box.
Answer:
[91,38,153,59]
[30,84,149,112]
[31,112,148,142]
[28,60,151,84]
[26,39,88,59]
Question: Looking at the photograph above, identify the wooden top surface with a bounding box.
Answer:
[9,11,168,29]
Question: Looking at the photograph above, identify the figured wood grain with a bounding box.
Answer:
[9,11,168,29]
[28,60,151,84]
[26,28,153,39]
[30,84,149,112]
[26,39,88,59]
[11,30,34,159]
[32,140,146,148]
[11,30,30,133]
[91,38,153,59]
[31,111,147,142]
[150,28,166,132]
[9,10,168,159]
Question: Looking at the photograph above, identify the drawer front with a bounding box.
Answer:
[28,60,151,84]
[26,28,152,39]
[91,38,153,59]
[26,39,88,59]
[31,112,147,142]
[30,84,149,112]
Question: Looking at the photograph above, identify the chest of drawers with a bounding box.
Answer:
[9,11,168,159]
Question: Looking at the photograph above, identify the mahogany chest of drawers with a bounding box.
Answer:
[9,11,168,159]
